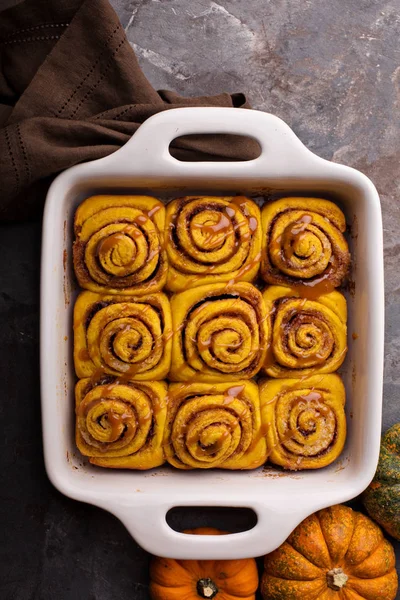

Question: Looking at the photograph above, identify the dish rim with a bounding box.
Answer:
[40,107,384,559]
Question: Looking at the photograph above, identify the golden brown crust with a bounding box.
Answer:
[70,194,353,474]
[73,291,172,380]
[165,196,262,291]
[73,195,167,295]
[169,282,268,382]
[263,286,347,378]
[75,378,167,469]
[164,381,267,470]
[261,197,350,291]
[260,374,347,470]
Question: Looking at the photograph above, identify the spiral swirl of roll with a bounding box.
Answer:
[164,381,267,469]
[74,291,172,380]
[73,195,167,295]
[260,374,346,470]
[263,286,347,378]
[75,379,167,469]
[169,282,268,382]
[165,196,262,291]
[261,197,350,291]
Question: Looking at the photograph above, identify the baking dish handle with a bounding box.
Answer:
[88,107,322,177]
[112,501,310,560]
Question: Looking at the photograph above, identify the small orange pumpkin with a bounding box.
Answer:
[261,504,398,600]
[149,528,259,600]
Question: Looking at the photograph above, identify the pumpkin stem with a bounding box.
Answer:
[196,577,218,599]
[326,568,349,591]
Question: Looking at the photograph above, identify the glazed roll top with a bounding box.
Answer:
[263,286,347,378]
[165,196,262,292]
[76,379,167,469]
[73,195,167,295]
[164,381,267,469]
[169,282,268,382]
[260,374,346,470]
[74,291,172,380]
[261,197,350,292]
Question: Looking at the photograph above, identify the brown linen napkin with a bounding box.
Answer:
[0,0,258,221]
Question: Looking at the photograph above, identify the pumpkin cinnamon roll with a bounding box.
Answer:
[76,378,167,469]
[74,291,172,380]
[165,196,262,292]
[164,381,267,469]
[261,197,350,293]
[263,285,347,378]
[73,195,167,295]
[169,282,268,382]
[260,374,347,470]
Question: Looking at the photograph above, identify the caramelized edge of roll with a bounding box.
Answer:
[259,374,347,470]
[73,195,167,295]
[260,197,350,291]
[73,290,172,380]
[75,377,167,469]
[164,380,267,470]
[165,196,262,291]
[262,285,347,378]
[169,282,268,382]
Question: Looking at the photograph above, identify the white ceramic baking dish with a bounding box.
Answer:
[41,107,384,559]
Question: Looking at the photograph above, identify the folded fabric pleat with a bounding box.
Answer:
[76,378,167,469]
[73,195,167,295]
[165,196,262,292]
[260,374,347,470]
[263,285,347,378]
[261,198,350,292]
[74,291,172,380]
[164,381,267,469]
[0,0,259,221]
[169,282,268,382]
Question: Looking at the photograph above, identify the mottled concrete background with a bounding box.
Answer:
[119,0,400,596]
[112,0,400,431]
[1,1,399,599]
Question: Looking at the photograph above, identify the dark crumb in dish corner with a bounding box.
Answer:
[347,214,358,240]
[263,464,288,476]
[342,277,356,298]
[262,468,303,479]
[352,365,356,387]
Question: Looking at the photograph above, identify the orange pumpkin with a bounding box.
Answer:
[262,504,398,600]
[149,528,259,600]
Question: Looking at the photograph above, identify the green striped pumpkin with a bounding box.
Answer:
[363,423,400,540]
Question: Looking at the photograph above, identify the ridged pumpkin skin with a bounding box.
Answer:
[363,423,400,540]
[261,504,398,600]
[149,528,258,600]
